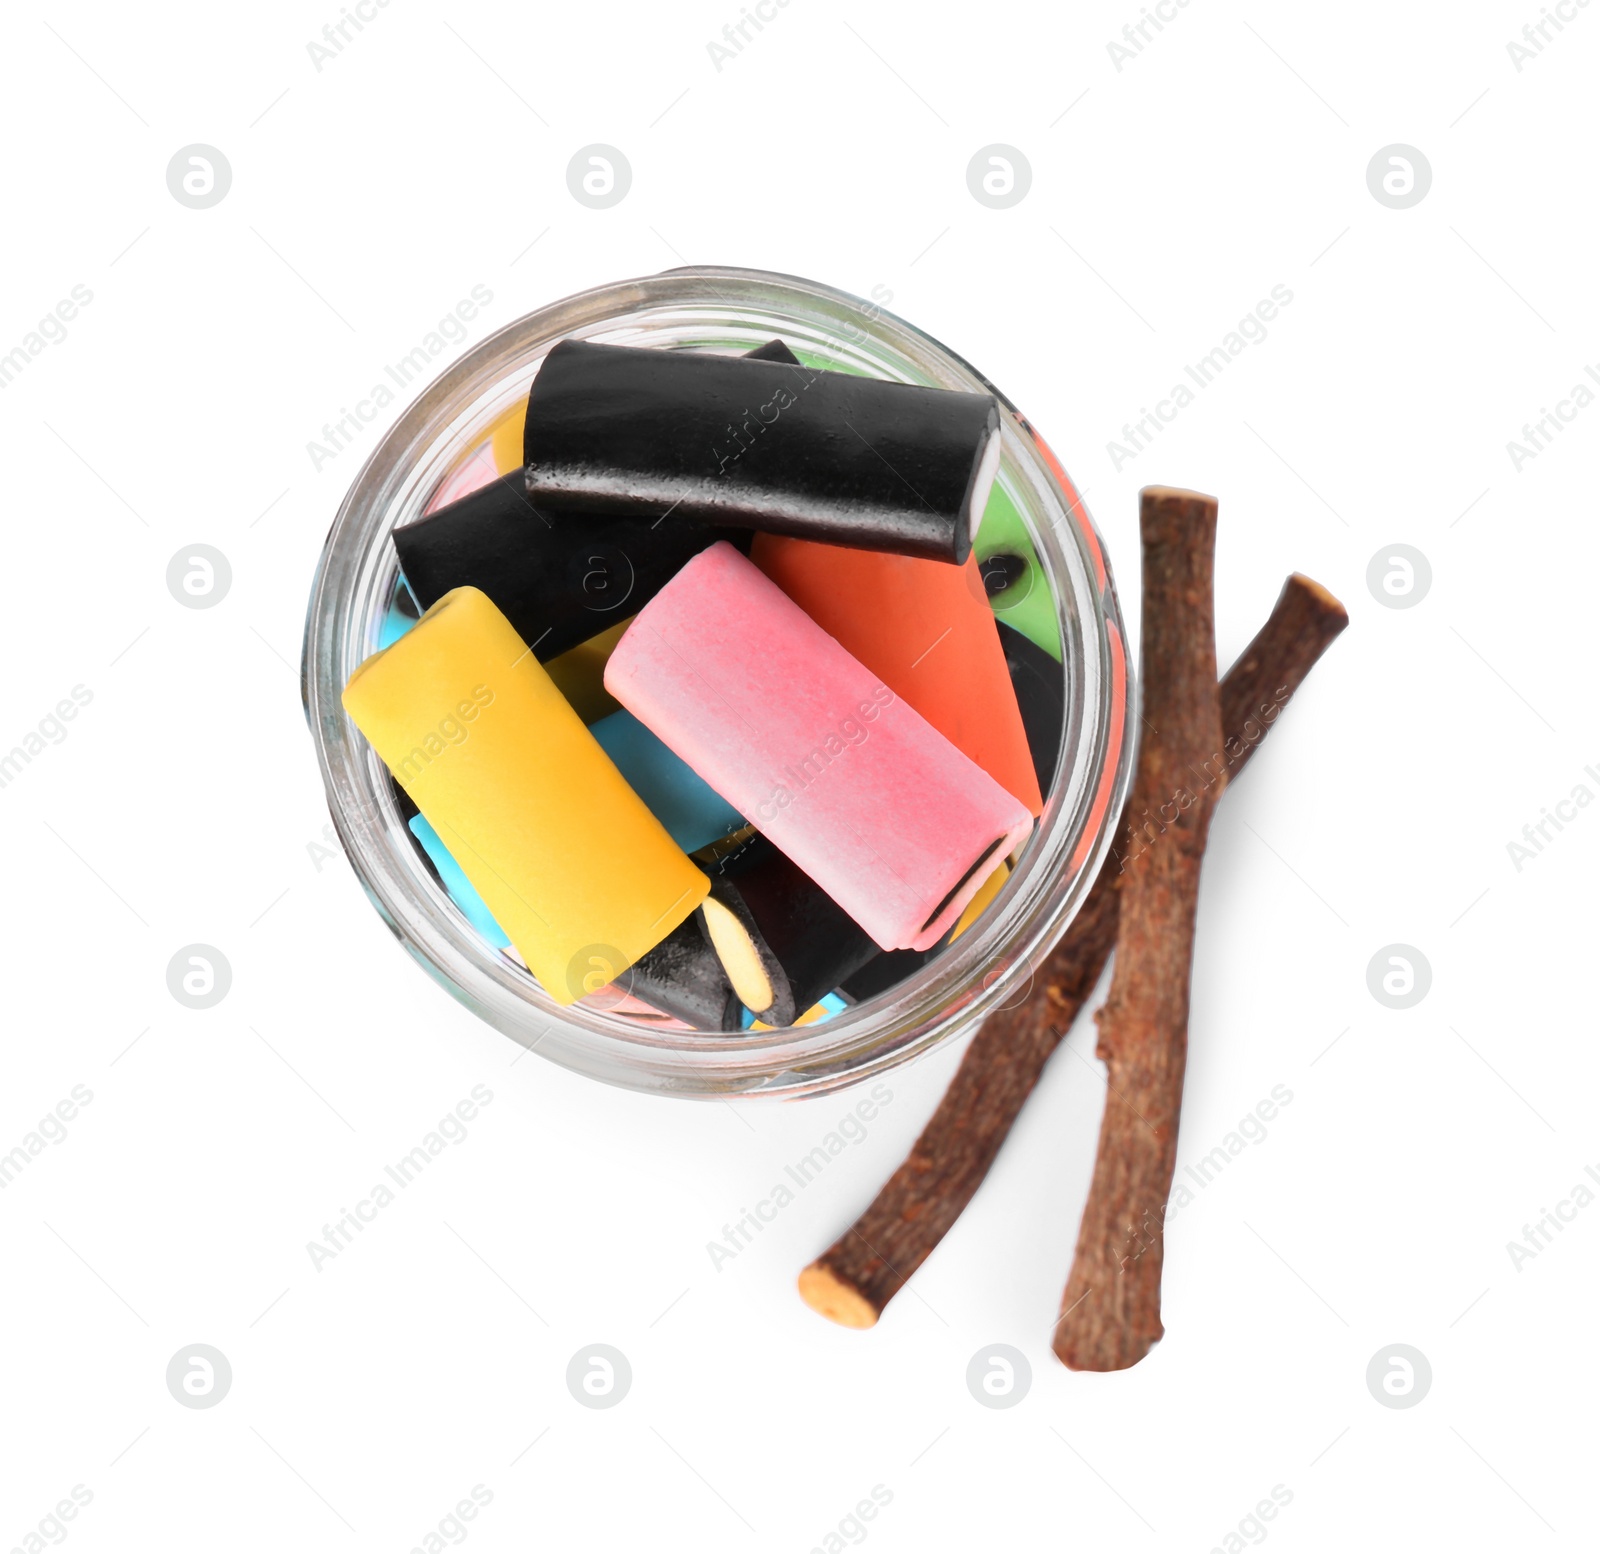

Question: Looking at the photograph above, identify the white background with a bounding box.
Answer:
[1,0,1595,1549]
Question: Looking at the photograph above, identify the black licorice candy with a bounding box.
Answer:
[394,482,730,662]
[393,341,801,662]
[690,824,766,879]
[998,620,1067,796]
[699,840,880,1028]
[838,870,1007,1003]
[743,338,801,364]
[623,917,738,1029]
[522,340,1003,565]
[838,948,929,1004]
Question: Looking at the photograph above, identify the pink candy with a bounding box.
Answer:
[604,543,1032,952]
[425,440,499,511]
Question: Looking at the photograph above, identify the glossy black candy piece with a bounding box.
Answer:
[742,338,800,364]
[522,340,1002,565]
[392,341,801,661]
[624,917,738,1029]
[702,839,880,1028]
[837,947,929,1005]
[394,482,725,662]
[997,620,1066,796]
[690,824,766,879]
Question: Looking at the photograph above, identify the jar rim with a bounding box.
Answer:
[301,266,1133,1100]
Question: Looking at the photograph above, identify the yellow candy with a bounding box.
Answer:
[488,401,525,474]
[949,859,1009,942]
[542,617,633,724]
[342,587,707,1003]
[751,1000,832,1032]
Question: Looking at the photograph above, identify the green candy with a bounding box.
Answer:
[975,479,1062,662]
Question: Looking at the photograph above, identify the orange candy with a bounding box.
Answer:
[750,535,1043,816]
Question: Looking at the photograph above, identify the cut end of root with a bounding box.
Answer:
[1139,484,1218,507]
[798,1264,879,1328]
[1287,571,1349,625]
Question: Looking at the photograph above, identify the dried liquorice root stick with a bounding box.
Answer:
[1052,487,1223,1370]
[797,568,1347,1329]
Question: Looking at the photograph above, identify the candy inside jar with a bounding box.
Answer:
[357,336,1068,1034]
[304,268,1130,1098]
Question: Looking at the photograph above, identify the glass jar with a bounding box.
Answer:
[301,267,1132,1100]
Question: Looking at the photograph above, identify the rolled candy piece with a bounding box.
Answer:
[700,841,880,1027]
[973,480,1062,660]
[342,585,708,1003]
[378,579,421,649]
[429,442,500,510]
[699,893,785,1024]
[487,399,526,475]
[751,535,1042,816]
[436,399,530,500]
[837,859,1009,1005]
[423,398,531,509]
[997,620,1066,796]
[611,916,736,1029]
[750,991,849,1031]
[589,708,744,853]
[393,476,728,664]
[523,340,1002,565]
[839,948,928,1004]
[691,824,766,879]
[542,617,632,724]
[949,857,1009,940]
[500,942,697,1030]
[408,813,510,950]
[393,342,799,663]
[743,337,804,364]
[604,543,1033,952]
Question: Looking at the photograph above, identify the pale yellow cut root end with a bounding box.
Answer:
[1288,571,1348,618]
[798,1264,879,1329]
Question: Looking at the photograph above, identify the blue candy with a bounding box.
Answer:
[407,814,510,949]
[590,709,744,853]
